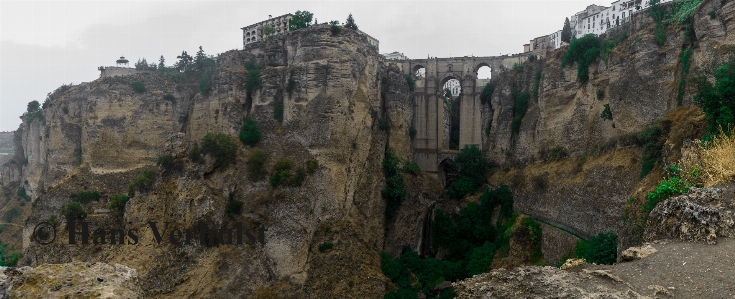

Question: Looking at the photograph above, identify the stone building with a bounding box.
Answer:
[241,14,293,47]
[382,52,409,60]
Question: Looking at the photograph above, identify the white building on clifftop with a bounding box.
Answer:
[241,14,293,47]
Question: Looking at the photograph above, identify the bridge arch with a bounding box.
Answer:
[412,65,426,78]
[475,63,492,79]
[437,158,458,188]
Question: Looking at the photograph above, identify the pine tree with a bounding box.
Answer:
[561,17,572,43]
[158,55,165,70]
[345,13,358,30]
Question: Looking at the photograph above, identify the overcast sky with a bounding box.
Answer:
[0,0,609,132]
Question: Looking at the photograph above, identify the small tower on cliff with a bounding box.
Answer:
[116,56,129,67]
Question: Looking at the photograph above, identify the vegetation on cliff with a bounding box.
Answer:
[382,149,406,221]
[447,145,489,199]
[561,34,600,82]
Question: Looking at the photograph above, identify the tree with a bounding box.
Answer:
[175,51,193,72]
[27,101,40,114]
[263,26,276,37]
[289,10,314,30]
[135,58,149,70]
[158,55,165,69]
[345,13,358,30]
[194,46,207,72]
[561,17,572,43]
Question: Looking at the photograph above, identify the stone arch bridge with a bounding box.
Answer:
[392,53,531,179]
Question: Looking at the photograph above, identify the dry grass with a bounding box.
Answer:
[679,127,735,186]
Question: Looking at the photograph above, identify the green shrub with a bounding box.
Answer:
[405,74,415,92]
[239,118,260,147]
[273,97,284,121]
[329,20,341,35]
[201,133,238,168]
[694,57,735,142]
[268,159,306,187]
[643,176,690,216]
[512,91,530,133]
[157,155,183,172]
[244,62,262,92]
[3,208,20,222]
[600,104,613,120]
[0,244,20,266]
[318,242,334,252]
[108,194,130,216]
[381,250,458,299]
[73,190,100,204]
[163,93,175,101]
[562,34,600,82]
[379,119,389,131]
[61,202,87,221]
[132,81,146,93]
[401,162,422,175]
[533,70,542,103]
[127,168,157,197]
[198,72,212,94]
[47,215,59,227]
[189,143,201,162]
[247,150,267,180]
[638,124,668,178]
[306,159,318,174]
[597,88,605,100]
[16,187,30,201]
[548,146,568,160]
[446,145,489,199]
[575,232,618,265]
[480,82,494,105]
[225,197,243,219]
[382,149,406,221]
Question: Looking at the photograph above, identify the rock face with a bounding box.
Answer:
[452,266,647,298]
[2,262,142,298]
[7,26,424,298]
[644,188,735,244]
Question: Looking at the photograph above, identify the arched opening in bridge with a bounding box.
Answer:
[441,78,461,150]
[477,65,492,79]
[438,159,458,189]
[412,65,426,79]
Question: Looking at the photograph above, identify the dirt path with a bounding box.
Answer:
[585,238,735,298]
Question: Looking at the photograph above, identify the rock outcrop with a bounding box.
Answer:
[644,187,735,244]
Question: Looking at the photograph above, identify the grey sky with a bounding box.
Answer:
[0,0,608,132]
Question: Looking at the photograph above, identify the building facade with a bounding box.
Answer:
[241,14,293,47]
[382,51,409,60]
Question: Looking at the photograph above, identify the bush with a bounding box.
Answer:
[597,88,605,100]
[163,93,175,101]
[694,57,735,142]
[189,143,201,162]
[447,145,489,199]
[157,155,183,172]
[329,21,341,35]
[16,187,30,201]
[561,34,600,82]
[3,208,20,222]
[127,168,157,197]
[382,149,406,221]
[268,159,306,187]
[244,62,262,92]
[575,232,618,265]
[306,159,318,174]
[409,127,417,139]
[643,176,690,216]
[379,119,389,131]
[239,118,260,147]
[318,242,334,252]
[73,190,100,204]
[404,74,415,92]
[638,123,668,178]
[600,104,613,120]
[132,81,146,93]
[108,194,130,216]
[480,82,494,104]
[201,133,239,168]
[226,195,243,219]
[248,150,267,180]
[0,244,20,267]
[401,162,422,175]
[61,202,87,221]
[548,146,568,160]
[512,91,530,133]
